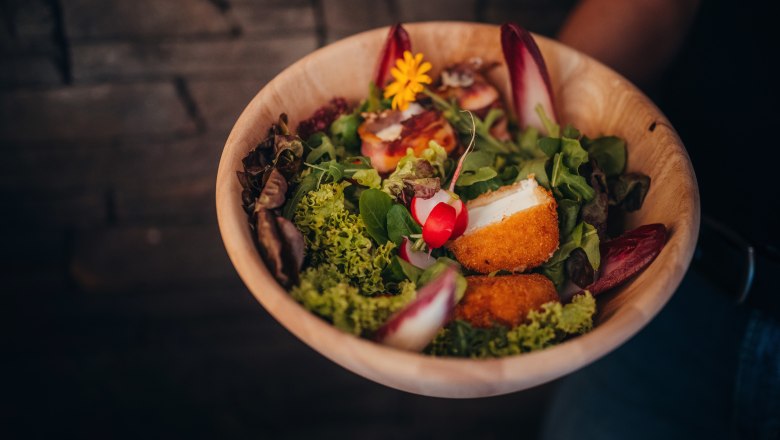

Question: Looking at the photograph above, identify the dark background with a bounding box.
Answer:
[1,1,574,438]
[2,0,774,438]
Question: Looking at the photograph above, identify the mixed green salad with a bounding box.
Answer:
[237,23,664,358]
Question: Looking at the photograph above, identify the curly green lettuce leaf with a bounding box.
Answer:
[294,182,395,294]
[291,265,416,335]
[425,292,596,358]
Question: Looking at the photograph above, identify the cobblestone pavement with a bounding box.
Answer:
[2,1,574,437]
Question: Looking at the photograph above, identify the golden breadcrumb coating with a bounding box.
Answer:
[448,189,559,273]
[454,274,559,328]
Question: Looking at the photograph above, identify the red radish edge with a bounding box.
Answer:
[451,202,468,239]
[575,223,667,298]
[500,23,558,133]
[373,23,412,88]
[422,203,457,249]
[375,267,458,351]
[411,189,452,225]
[399,237,437,269]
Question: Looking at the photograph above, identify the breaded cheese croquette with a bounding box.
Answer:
[454,274,559,328]
[448,178,559,273]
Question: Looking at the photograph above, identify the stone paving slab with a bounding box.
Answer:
[61,0,237,40]
[70,36,318,82]
[0,82,197,142]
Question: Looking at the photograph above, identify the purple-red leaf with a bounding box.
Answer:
[585,223,668,295]
[373,23,412,88]
[375,267,458,351]
[500,23,558,133]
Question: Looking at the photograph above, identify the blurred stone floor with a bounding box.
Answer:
[1,1,577,438]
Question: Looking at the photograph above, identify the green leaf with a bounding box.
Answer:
[584,136,626,177]
[457,176,503,201]
[535,103,560,138]
[538,137,561,157]
[305,134,338,164]
[557,198,580,238]
[518,127,546,159]
[562,124,581,139]
[461,150,495,171]
[283,170,321,220]
[384,255,423,283]
[609,172,651,211]
[516,157,550,188]
[330,113,362,151]
[551,153,595,202]
[352,169,381,188]
[418,257,467,300]
[359,188,393,244]
[580,222,601,270]
[560,137,589,171]
[386,204,422,245]
[456,166,498,187]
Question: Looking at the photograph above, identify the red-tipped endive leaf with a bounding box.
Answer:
[398,237,436,269]
[373,23,412,87]
[583,224,668,296]
[375,267,458,351]
[501,23,557,133]
[422,202,456,249]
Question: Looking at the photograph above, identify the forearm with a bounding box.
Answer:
[558,0,700,86]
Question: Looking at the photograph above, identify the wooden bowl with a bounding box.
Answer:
[216,22,699,398]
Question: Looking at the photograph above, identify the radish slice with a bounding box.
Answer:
[373,24,412,87]
[451,201,468,239]
[375,267,458,351]
[501,23,558,133]
[422,203,457,249]
[410,189,452,225]
[580,223,667,297]
[398,237,436,269]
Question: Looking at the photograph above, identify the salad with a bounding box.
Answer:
[237,23,666,358]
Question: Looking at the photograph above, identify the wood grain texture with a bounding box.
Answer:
[215,22,700,398]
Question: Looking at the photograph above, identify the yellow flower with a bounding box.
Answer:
[384,51,432,111]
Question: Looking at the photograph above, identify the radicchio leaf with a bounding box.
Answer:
[500,23,558,133]
[256,168,288,210]
[373,23,412,88]
[583,223,667,295]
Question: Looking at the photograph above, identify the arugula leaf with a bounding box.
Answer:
[583,136,626,177]
[330,113,361,151]
[538,137,561,157]
[456,166,498,187]
[359,189,393,244]
[551,153,596,202]
[386,204,422,245]
[384,255,423,283]
[535,103,560,138]
[557,198,580,238]
[283,170,321,220]
[609,173,651,211]
[562,124,581,139]
[561,137,589,170]
[516,158,550,188]
[517,127,546,159]
[461,150,495,171]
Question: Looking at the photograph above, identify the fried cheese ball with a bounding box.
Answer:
[454,274,559,328]
[448,178,559,273]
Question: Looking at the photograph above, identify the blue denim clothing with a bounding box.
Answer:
[541,269,779,439]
